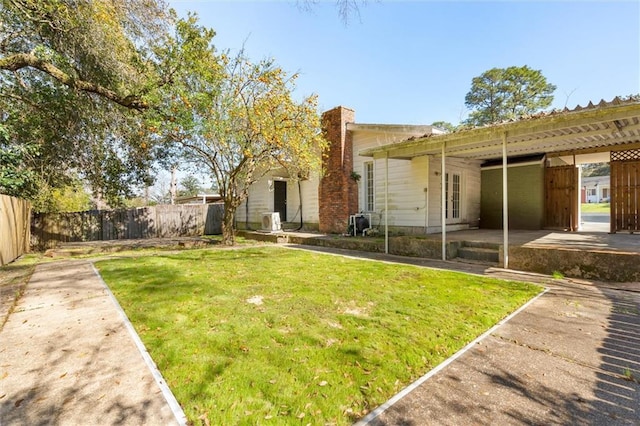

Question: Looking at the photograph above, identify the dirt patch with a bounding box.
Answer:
[246,295,264,306]
[0,263,35,330]
[44,237,220,258]
[338,300,374,317]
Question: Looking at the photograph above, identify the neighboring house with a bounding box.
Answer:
[175,193,222,205]
[238,96,640,237]
[581,175,610,203]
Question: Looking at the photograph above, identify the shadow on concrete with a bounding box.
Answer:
[365,279,639,425]
[0,260,178,425]
[592,288,640,424]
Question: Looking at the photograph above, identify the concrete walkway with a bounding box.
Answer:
[289,246,640,425]
[366,281,640,425]
[0,260,184,425]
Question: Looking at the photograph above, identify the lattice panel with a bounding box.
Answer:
[611,149,640,162]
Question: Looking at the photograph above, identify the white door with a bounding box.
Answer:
[445,171,462,224]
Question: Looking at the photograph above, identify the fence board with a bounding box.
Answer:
[31,204,224,248]
[610,150,640,233]
[0,194,31,266]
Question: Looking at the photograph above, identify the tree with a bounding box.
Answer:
[0,124,38,198]
[299,0,366,23]
[464,65,556,126]
[431,121,456,133]
[149,17,327,245]
[179,175,202,197]
[582,163,610,177]
[0,0,169,110]
[0,0,172,209]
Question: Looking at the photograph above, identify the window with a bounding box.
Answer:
[602,188,609,198]
[364,161,374,211]
[587,188,597,196]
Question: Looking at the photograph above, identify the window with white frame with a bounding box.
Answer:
[364,161,374,211]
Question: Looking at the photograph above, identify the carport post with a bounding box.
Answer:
[385,153,389,254]
[502,132,509,269]
[441,142,446,261]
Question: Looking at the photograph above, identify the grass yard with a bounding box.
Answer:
[97,246,540,425]
[581,202,610,213]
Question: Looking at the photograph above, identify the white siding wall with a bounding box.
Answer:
[236,172,320,228]
[352,131,481,233]
[238,128,481,233]
[425,156,481,230]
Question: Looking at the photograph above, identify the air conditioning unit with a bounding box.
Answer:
[261,212,281,232]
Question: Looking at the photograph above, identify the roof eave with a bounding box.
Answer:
[359,99,640,160]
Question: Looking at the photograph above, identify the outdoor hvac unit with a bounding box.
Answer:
[261,212,281,232]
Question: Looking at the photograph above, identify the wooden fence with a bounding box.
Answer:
[610,149,640,233]
[0,194,31,266]
[31,204,223,248]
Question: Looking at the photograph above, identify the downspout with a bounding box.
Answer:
[245,195,251,231]
[294,179,304,231]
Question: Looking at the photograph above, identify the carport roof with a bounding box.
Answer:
[358,96,640,160]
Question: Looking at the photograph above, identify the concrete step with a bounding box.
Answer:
[462,240,501,250]
[457,246,499,264]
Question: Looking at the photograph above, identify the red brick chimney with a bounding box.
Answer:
[319,106,358,234]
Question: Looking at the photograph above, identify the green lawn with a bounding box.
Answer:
[581,202,610,213]
[97,246,540,425]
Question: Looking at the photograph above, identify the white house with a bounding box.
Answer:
[238,97,640,244]
[581,175,610,203]
[236,106,482,235]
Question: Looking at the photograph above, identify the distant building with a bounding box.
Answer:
[581,175,609,203]
[175,193,222,205]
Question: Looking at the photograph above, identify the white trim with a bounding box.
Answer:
[91,263,188,426]
[363,160,375,212]
[347,123,438,134]
[354,287,550,426]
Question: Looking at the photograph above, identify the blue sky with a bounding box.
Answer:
[168,0,640,126]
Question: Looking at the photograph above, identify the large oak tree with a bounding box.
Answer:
[0,0,170,208]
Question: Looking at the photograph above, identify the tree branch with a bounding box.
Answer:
[0,52,148,110]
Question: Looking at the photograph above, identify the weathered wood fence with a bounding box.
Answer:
[31,204,223,248]
[0,194,31,266]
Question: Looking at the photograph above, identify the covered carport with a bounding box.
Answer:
[359,96,640,268]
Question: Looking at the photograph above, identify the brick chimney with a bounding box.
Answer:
[319,106,358,233]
